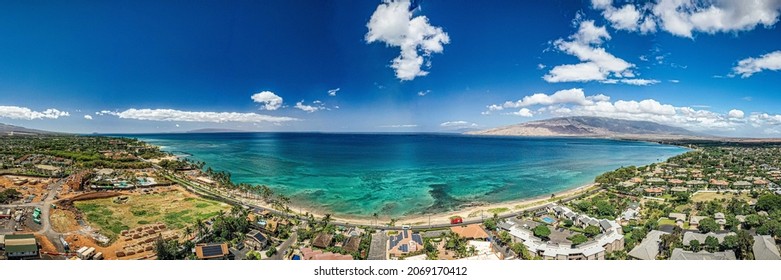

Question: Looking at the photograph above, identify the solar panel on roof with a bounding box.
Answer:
[403,230,408,239]
[400,244,408,252]
[412,234,422,245]
[253,232,267,242]
[201,245,225,257]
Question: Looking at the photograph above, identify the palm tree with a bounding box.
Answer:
[322,213,332,226]
[372,213,379,227]
[184,226,193,239]
[195,218,206,240]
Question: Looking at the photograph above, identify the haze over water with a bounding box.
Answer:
[132,133,687,218]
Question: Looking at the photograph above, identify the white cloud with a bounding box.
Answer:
[483,88,748,131]
[728,109,745,119]
[544,20,653,84]
[592,0,781,38]
[669,79,680,83]
[95,110,117,116]
[380,124,418,128]
[502,88,594,108]
[251,91,283,110]
[732,50,781,78]
[418,90,430,96]
[0,106,70,120]
[507,108,534,117]
[365,0,450,80]
[615,78,660,86]
[116,108,297,123]
[83,115,93,120]
[328,88,340,96]
[294,100,325,113]
[440,121,478,129]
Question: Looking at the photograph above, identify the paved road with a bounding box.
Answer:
[268,231,297,260]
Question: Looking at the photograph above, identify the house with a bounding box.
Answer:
[714,212,726,225]
[689,216,707,227]
[753,235,781,260]
[646,178,666,185]
[311,233,334,249]
[686,180,707,188]
[619,208,639,224]
[670,187,688,193]
[342,236,362,253]
[669,179,685,186]
[245,230,268,250]
[387,229,423,257]
[450,224,489,240]
[683,232,734,244]
[732,181,752,189]
[3,234,38,259]
[628,230,667,260]
[194,243,231,260]
[300,247,353,260]
[669,213,687,224]
[670,248,736,260]
[643,187,665,196]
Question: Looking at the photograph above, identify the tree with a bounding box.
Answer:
[698,218,720,233]
[744,214,762,229]
[562,219,574,228]
[756,194,781,212]
[245,250,263,260]
[497,231,512,245]
[154,236,182,260]
[533,225,551,239]
[568,234,588,246]
[266,246,277,258]
[483,218,497,231]
[689,240,701,252]
[721,235,738,251]
[510,242,531,260]
[584,225,601,237]
[704,236,719,253]
[734,230,755,260]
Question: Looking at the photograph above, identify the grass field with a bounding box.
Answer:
[691,192,751,203]
[74,188,230,241]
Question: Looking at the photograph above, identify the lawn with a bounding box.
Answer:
[74,188,230,242]
[657,218,677,226]
[691,192,751,203]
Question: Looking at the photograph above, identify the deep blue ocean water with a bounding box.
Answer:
[125,133,687,218]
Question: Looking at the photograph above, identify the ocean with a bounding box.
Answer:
[126,133,688,218]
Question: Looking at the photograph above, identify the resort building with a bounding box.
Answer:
[670,248,736,260]
[753,235,781,260]
[505,205,624,260]
[387,229,423,258]
[628,230,667,260]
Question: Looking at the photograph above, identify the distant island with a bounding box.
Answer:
[467,116,706,140]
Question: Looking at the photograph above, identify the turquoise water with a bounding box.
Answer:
[127,133,687,218]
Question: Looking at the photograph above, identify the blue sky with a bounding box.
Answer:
[1,0,780,136]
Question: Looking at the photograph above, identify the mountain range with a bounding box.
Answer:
[467,116,705,139]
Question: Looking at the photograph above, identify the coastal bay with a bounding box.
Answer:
[130,133,688,220]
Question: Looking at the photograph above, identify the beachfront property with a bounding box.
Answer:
[450,224,490,240]
[504,205,624,260]
[300,247,354,260]
[387,229,424,258]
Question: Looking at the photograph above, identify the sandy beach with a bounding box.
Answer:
[226,181,599,227]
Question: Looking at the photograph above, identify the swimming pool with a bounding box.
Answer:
[541,217,556,224]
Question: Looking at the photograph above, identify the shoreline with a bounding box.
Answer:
[229,181,599,227]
